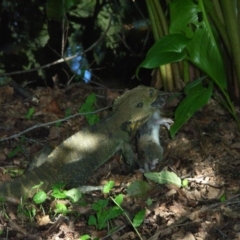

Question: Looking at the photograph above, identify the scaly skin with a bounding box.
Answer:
[0,86,160,198]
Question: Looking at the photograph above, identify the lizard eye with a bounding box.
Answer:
[136,102,143,108]
[149,89,154,97]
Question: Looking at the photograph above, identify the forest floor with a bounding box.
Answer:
[0,82,240,240]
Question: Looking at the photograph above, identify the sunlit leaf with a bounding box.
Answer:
[145,171,181,188]
[33,190,47,204]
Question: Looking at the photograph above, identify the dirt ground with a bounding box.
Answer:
[0,83,240,240]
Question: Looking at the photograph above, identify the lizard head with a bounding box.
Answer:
[113,85,160,134]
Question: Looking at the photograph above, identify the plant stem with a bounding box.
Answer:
[111,197,143,240]
[220,0,240,89]
[207,0,230,54]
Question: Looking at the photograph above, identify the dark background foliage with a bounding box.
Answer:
[0,0,154,88]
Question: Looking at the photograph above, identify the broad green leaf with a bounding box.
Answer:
[133,209,146,227]
[92,199,108,211]
[127,180,151,197]
[137,34,190,74]
[144,171,181,188]
[170,0,227,90]
[51,183,67,199]
[64,188,82,202]
[170,0,200,37]
[96,207,122,230]
[33,190,47,204]
[184,76,207,94]
[139,52,186,69]
[104,206,123,220]
[170,81,213,138]
[147,34,190,56]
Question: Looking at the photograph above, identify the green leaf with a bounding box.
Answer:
[103,181,115,193]
[85,93,96,105]
[51,190,67,199]
[170,81,213,138]
[33,190,47,204]
[0,197,6,202]
[127,180,151,197]
[220,194,226,202]
[184,76,207,94]
[146,198,152,206]
[25,107,35,119]
[79,234,91,240]
[133,209,146,227]
[92,199,108,211]
[51,183,67,199]
[137,34,190,74]
[182,179,189,187]
[144,171,181,188]
[7,146,22,158]
[104,206,123,220]
[114,194,123,205]
[88,215,97,226]
[79,93,99,126]
[170,0,227,90]
[97,207,123,230]
[64,188,82,202]
[86,114,99,126]
[55,203,68,213]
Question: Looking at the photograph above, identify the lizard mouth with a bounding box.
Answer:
[151,95,165,109]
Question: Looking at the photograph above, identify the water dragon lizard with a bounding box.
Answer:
[0,85,161,198]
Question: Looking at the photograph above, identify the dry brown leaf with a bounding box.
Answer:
[0,86,14,103]
[37,215,51,226]
[43,99,63,117]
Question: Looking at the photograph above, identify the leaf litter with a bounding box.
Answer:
[0,83,240,239]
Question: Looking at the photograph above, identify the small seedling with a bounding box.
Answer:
[25,107,35,119]
[7,136,25,158]
[88,197,123,230]
[79,93,99,125]
[220,194,226,202]
[182,179,189,187]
